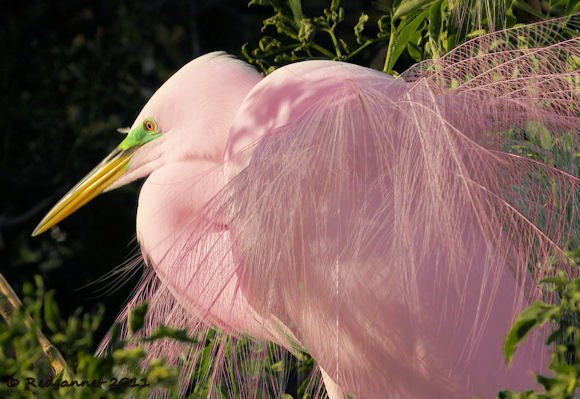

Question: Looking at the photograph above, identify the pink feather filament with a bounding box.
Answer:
[101,16,578,399]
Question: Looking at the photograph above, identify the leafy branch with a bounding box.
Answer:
[242,0,390,73]
[242,0,577,74]
[501,265,579,399]
[0,275,190,398]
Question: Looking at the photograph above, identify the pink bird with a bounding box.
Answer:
[33,16,578,398]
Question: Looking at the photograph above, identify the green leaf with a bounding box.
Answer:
[567,0,580,15]
[146,359,178,385]
[512,0,546,19]
[112,346,146,363]
[43,291,61,332]
[248,0,271,6]
[540,277,566,286]
[536,374,558,391]
[466,28,487,39]
[109,322,122,345]
[388,8,429,71]
[270,360,285,372]
[564,247,580,265]
[504,301,559,365]
[393,0,437,19]
[128,302,148,334]
[141,325,198,344]
[407,42,422,61]
[526,121,553,150]
[566,55,580,72]
[354,13,369,44]
[428,0,443,42]
[445,32,457,52]
[288,0,303,22]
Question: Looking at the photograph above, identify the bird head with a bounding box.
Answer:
[31,115,163,237]
[32,52,261,237]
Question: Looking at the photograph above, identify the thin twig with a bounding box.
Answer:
[383,21,397,73]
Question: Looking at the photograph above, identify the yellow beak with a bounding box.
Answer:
[32,147,136,237]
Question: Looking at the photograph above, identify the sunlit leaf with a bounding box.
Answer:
[393,0,438,19]
[288,0,303,21]
[388,8,429,71]
[504,301,559,365]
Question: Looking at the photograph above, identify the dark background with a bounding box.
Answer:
[0,0,380,340]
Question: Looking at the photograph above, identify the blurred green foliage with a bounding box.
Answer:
[0,276,318,398]
[0,276,183,398]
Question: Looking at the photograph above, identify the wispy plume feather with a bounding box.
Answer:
[103,15,578,398]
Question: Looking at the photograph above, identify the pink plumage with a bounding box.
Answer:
[91,17,578,399]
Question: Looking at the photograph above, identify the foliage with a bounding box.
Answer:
[494,53,578,398]
[499,268,579,399]
[243,0,578,74]
[0,275,319,398]
[1,271,578,397]
[242,0,389,72]
[0,276,189,398]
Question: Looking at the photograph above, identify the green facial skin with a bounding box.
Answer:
[118,117,161,151]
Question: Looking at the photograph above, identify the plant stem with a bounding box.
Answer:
[325,26,342,57]
[383,21,397,73]
[279,27,336,59]
[347,38,381,60]
[0,273,71,380]
[311,42,337,58]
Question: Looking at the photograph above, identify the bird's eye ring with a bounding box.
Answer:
[144,119,156,132]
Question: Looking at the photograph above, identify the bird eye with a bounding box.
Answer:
[144,119,157,132]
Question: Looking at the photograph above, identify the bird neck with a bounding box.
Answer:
[135,160,275,337]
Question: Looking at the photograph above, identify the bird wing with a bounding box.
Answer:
[105,16,578,399]
[213,19,578,397]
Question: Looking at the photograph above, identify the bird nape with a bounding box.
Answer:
[33,16,578,399]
